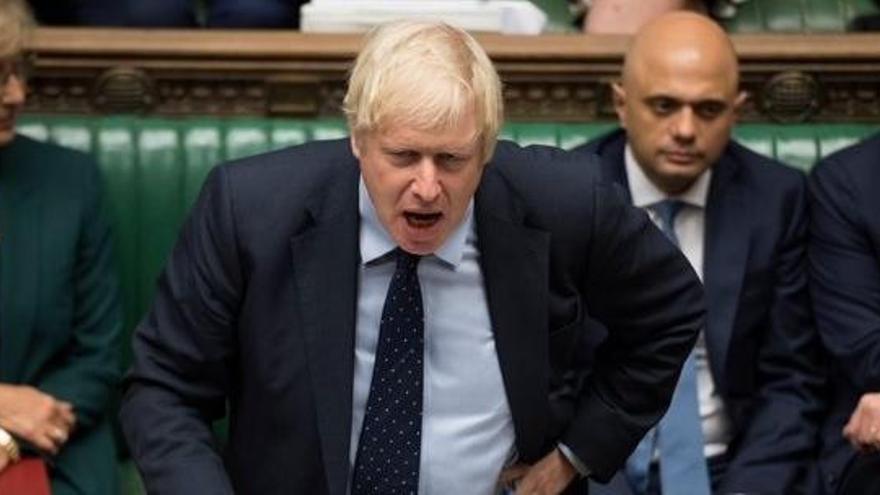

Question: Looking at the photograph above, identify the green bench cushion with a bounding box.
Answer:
[16,115,876,338]
[722,0,880,32]
[529,0,880,33]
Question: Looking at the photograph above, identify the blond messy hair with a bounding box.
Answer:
[343,20,503,163]
[0,0,34,59]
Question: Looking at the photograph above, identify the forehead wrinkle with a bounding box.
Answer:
[377,121,481,155]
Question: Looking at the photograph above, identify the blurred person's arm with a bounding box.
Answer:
[582,0,707,33]
[34,156,123,433]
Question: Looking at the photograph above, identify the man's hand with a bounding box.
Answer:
[498,448,577,495]
[844,392,880,453]
[0,385,75,455]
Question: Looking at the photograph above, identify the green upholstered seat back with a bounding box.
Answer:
[723,0,880,32]
[16,115,877,345]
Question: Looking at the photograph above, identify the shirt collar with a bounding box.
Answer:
[624,144,711,209]
[358,175,472,268]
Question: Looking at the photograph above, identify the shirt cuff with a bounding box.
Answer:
[558,442,591,478]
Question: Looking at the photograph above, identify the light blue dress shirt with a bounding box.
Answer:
[349,177,516,494]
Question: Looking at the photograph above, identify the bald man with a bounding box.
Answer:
[574,13,824,495]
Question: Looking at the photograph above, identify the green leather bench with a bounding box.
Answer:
[15,115,878,494]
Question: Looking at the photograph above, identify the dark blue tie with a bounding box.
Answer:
[626,199,711,495]
[352,249,424,495]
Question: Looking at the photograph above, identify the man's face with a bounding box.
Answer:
[0,57,27,147]
[352,108,485,255]
[614,57,745,194]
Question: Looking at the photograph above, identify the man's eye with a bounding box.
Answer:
[695,102,726,119]
[388,150,418,163]
[649,98,679,116]
[437,153,465,169]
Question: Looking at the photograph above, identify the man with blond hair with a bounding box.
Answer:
[121,20,703,494]
[576,12,824,495]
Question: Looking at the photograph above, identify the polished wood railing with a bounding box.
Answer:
[23,28,880,123]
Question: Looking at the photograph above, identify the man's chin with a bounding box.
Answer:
[395,230,448,256]
[0,131,15,147]
[652,166,706,194]
[397,238,444,256]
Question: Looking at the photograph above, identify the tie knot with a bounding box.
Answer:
[651,199,685,245]
[395,248,422,273]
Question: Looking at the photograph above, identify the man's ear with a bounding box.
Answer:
[732,90,748,117]
[611,81,627,128]
[350,134,362,159]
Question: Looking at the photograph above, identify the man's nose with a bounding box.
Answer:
[671,107,696,142]
[411,161,441,202]
[1,74,26,106]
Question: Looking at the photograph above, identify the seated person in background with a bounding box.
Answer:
[580,0,744,33]
[120,19,705,495]
[574,12,824,495]
[27,0,308,28]
[26,0,131,26]
[0,0,123,493]
[810,136,880,495]
[849,0,880,31]
[582,0,707,33]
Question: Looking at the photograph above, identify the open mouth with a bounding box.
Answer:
[404,211,442,229]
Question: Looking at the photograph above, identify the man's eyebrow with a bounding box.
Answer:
[643,95,728,106]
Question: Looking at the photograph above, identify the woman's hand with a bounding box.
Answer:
[0,446,11,474]
[0,385,76,455]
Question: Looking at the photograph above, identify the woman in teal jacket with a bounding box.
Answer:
[0,0,122,493]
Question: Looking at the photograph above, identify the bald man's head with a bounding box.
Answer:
[614,12,745,195]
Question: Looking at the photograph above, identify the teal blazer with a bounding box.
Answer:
[0,135,122,495]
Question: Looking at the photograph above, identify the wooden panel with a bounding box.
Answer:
[22,28,880,123]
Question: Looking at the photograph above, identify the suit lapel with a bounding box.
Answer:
[475,172,551,462]
[593,130,632,200]
[601,133,750,391]
[290,160,360,495]
[703,153,750,389]
[0,148,39,380]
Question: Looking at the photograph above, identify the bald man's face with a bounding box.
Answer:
[613,45,745,194]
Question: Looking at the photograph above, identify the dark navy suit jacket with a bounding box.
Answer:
[574,130,824,494]
[810,134,880,495]
[120,139,705,494]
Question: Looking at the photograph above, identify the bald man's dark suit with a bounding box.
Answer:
[575,129,825,494]
[120,139,704,494]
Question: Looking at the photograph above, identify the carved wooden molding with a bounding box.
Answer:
[23,28,880,123]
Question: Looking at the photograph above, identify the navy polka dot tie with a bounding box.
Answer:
[353,249,424,495]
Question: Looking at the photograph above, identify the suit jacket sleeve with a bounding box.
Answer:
[722,172,825,493]
[561,180,705,482]
[120,165,240,495]
[810,157,880,392]
[36,156,123,431]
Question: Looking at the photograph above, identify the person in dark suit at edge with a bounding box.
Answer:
[810,135,880,495]
[120,20,705,494]
[575,12,824,495]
